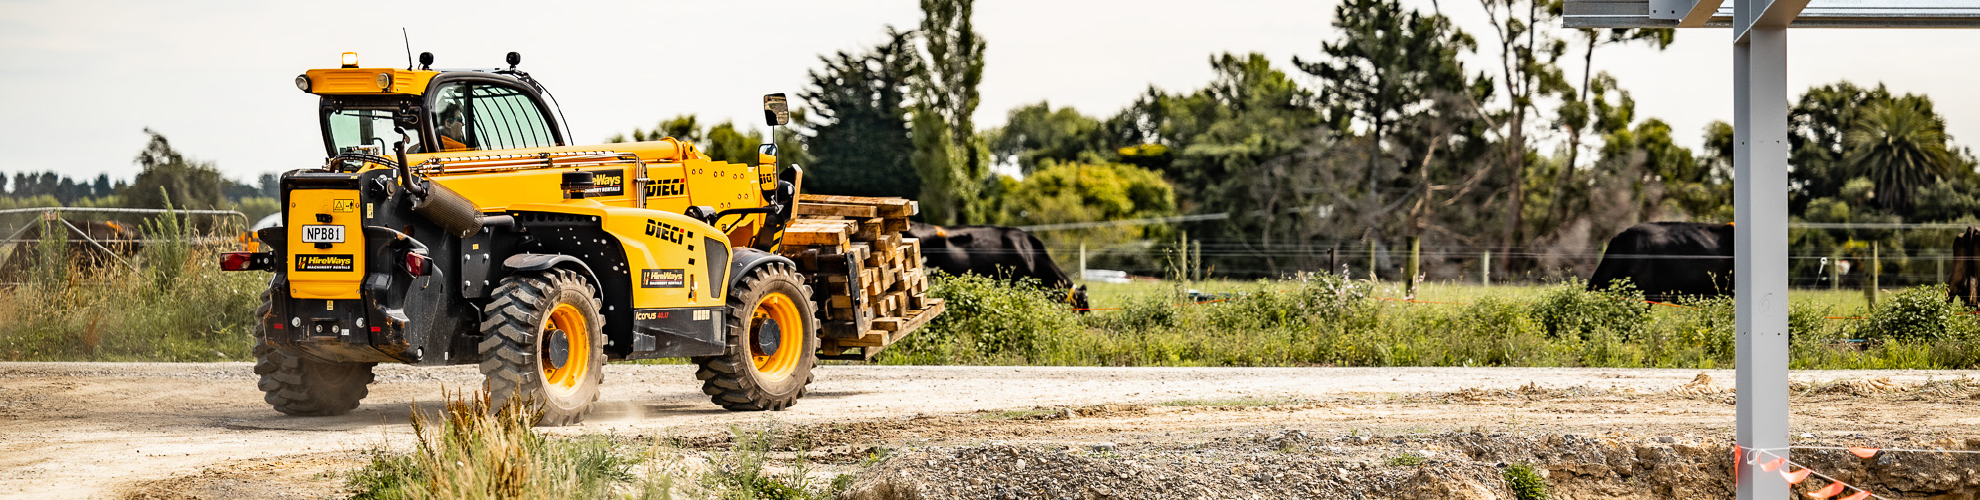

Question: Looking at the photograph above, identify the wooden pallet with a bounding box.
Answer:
[781,194,940,360]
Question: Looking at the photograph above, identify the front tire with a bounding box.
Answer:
[478,268,606,426]
[694,262,819,411]
[252,286,374,416]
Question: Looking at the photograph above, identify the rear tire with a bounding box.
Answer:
[478,268,605,426]
[252,286,375,416]
[694,262,818,411]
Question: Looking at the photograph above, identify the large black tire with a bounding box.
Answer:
[478,268,606,426]
[694,262,819,411]
[252,286,375,416]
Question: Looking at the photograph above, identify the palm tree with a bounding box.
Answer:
[1845,96,1956,213]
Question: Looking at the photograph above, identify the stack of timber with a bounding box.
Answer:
[781,194,945,360]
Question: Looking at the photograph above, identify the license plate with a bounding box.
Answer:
[301,225,345,243]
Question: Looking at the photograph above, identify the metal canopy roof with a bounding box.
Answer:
[1567,0,1980,28]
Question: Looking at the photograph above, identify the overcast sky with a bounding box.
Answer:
[2,0,1977,184]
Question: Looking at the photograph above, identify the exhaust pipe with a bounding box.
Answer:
[395,133,483,238]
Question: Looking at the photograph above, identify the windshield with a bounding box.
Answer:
[327,108,421,155]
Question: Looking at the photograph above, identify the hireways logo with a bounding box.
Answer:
[296,254,355,272]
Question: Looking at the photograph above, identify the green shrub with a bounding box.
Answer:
[1858,284,1971,343]
[1641,295,1734,368]
[1503,463,1550,500]
[1386,452,1427,467]
[878,271,1081,365]
[1530,280,1651,341]
[704,424,835,500]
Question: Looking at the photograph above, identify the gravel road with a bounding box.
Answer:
[0,362,1973,499]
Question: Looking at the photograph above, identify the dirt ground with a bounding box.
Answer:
[2,363,1978,499]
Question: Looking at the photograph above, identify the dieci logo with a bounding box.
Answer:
[296,254,355,272]
[644,178,686,197]
[644,219,687,245]
[641,269,686,288]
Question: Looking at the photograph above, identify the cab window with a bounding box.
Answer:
[431,84,473,152]
[327,108,419,155]
[429,82,556,152]
[470,85,555,150]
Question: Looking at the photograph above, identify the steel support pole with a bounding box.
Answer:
[1733,4,1791,497]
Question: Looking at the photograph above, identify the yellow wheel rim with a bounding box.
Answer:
[750,293,804,380]
[540,303,590,397]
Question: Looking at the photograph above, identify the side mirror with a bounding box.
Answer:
[763,93,789,127]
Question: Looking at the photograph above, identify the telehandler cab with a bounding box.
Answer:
[221,51,937,425]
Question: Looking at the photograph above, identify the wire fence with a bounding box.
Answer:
[1,204,1966,292]
[1031,233,1973,289]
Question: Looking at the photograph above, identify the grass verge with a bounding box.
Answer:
[880,272,1980,370]
[346,391,666,500]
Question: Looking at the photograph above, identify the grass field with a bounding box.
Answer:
[0,216,263,362]
[3,226,1973,373]
[883,272,1980,370]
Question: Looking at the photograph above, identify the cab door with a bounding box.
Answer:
[426,80,562,152]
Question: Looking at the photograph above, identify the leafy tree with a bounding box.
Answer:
[5,172,103,203]
[1637,118,1725,221]
[258,173,280,198]
[1557,27,1674,181]
[997,161,1177,266]
[1550,27,1673,231]
[1297,0,1485,257]
[1001,161,1175,224]
[987,102,1103,174]
[1844,96,1958,213]
[1108,54,1330,274]
[610,112,810,172]
[913,0,991,224]
[1297,0,1475,207]
[612,115,774,165]
[610,115,705,144]
[703,122,764,166]
[1787,82,1976,218]
[125,128,226,209]
[800,28,921,198]
[1473,0,1573,273]
[1789,82,1894,210]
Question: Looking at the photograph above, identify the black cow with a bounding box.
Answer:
[1587,222,1734,301]
[908,223,1090,311]
[1949,227,1980,309]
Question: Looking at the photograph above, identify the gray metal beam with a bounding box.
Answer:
[1732,0,1791,496]
[1755,0,1814,28]
[1649,0,1728,26]
[1568,0,1980,28]
[1738,0,1811,41]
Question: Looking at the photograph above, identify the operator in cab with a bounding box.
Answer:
[437,104,472,152]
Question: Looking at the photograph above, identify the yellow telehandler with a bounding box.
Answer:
[221,51,940,425]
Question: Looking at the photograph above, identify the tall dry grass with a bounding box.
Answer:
[347,390,663,500]
[0,211,264,361]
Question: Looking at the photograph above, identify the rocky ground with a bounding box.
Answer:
[2,363,1978,499]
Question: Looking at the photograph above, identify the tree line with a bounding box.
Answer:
[628,0,1971,280]
[8,0,1970,282]
[0,128,280,225]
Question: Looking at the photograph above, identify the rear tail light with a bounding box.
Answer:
[220,252,255,271]
[405,251,432,276]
